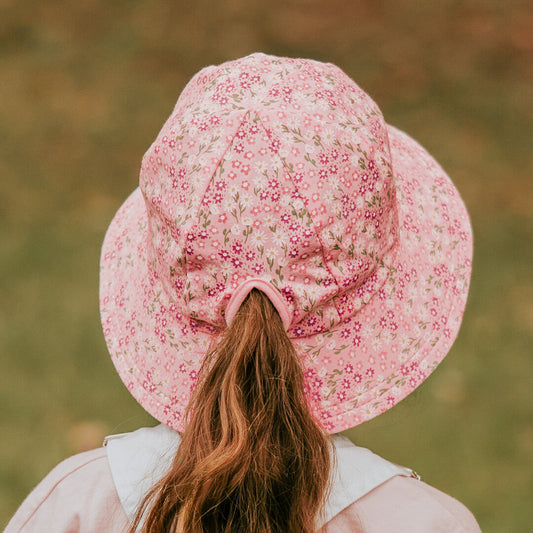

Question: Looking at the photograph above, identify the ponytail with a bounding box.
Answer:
[132,289,331,533]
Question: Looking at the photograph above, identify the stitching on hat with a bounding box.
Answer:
[182,110,251,321]
[256,111,343,324]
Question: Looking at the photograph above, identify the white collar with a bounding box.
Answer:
[105,424,414,529]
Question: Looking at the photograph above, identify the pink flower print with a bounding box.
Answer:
[340,328,351,339]
[312,391,322,403]
[318,169,328,180]
[231,257,243,268]
[251,263,263,274]
[269,138,281,154]
[218,249,230,261]
[307,315,317,326]
[304,368,317,379]
[293,171,304,184]
[344,363,354,374]
[293,325,305,337]
[218,213,227,223]
[239,74,251,89]
[312,376,323,389]
[232,242,243,254]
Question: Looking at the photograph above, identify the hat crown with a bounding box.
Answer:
[140,53,398,335]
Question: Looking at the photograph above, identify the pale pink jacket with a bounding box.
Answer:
[5,426,482,533]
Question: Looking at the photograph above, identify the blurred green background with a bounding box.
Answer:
[1,0,532,530]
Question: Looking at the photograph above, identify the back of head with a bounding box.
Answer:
[100,52,473,533]
[133,289,331,533]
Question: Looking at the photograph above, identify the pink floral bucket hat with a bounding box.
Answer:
[100,53,473,434]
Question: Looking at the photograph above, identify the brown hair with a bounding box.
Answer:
[131,289,331,532]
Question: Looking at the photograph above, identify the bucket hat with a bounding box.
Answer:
[100,53,472,434]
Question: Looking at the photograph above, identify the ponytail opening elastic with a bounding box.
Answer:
[225,278,292,330]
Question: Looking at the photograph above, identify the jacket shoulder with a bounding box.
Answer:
[4,448,129,532]
[322,475,482,533]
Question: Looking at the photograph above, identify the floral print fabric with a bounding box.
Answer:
[100,53,472,433]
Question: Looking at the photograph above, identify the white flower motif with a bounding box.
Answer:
[255,173,267,188]
[272,231,286,246]
[252,232,267,246]
[295,285,306,297]
[324,191,335,204]
[307,285,320,298]
[325,308,337,321]
[254,160,266,173]
[265,248,277,259]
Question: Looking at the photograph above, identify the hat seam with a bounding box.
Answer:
[181,110,251,324]
[316,172,473,423]
[255,110,344,325]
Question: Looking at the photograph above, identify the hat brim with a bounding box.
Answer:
[100,124,472,433]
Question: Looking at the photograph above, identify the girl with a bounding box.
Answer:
[6,53,481,532]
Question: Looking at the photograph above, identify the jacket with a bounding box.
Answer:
[4,425,482,532]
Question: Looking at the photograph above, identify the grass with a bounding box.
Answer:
[1,0,532,530]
